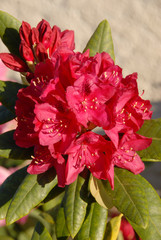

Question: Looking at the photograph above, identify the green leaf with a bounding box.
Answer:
[129,176,161,240]
[63,176,88,238]
[137,119,161,161]
[0,81,25,113]
[0,130,33,160]
[0,105,15,124]
[6,167,57,224]
[31,222,53,240]
[114,169,149,228]
[93,168,149,228]
[0,166,28,220]
[90,175,113,209]
[56,207,70,238]
[0,236,14,240]
[76,202,108,240]
[0,10,21,56]
[42,185,65,211]
[84,19,115,61]
[104,214,123,240]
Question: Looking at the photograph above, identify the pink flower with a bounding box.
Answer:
[9,23,152,189]
[27,145,65,187]
[112,131,152,174]
[65,131,114,188]
[66,73,115,128]
[105,73,152,148]
[34,100,80,153]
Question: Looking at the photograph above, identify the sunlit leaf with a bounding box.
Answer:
[104,214,123,240]
[76,202,108,240]
[0,166,28,220]
[91,168,149,228]
[0,10,21,56]
[6,168,57,224]
[137,119,161,161]
[90,175,113,209]
[56,207,69,238]
[129,176,161,240]
[63,176,88,238]
[84,19,115,61]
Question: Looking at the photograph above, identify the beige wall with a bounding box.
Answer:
[0,0,161,105]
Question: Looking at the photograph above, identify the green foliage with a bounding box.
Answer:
[6,168,57,225]
[0,166,28,220]
[84,19,115,61]
[0,10,21,56]
[63,176,88,238]
[90,168,149,228]
[0,81,25,114]
[0,12,160,240]
[137,119,161,161]
[31,222,53,240]
[129,176,161,240]
[104,214,123,240]
[0,130,33,160]
[75,202,108,240]
[0,105,15,124]
[56,207,69,238]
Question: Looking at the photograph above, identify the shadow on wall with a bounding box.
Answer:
[151,101,161,119]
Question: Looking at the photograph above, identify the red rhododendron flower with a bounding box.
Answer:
[120,218,142,240]
[66,73,115,128]
[65,131,114,188]
[0,19,75,81]
[112,131,152,174]
[8,19,152,188]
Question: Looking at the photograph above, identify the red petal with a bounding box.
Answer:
[35,42,48,62]
[19,21,31,46]
[0,53,28,72]
[19,40,34,62]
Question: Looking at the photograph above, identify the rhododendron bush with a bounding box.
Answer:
[0,10,161,240]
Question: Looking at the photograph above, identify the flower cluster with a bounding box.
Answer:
[0,20,152,188]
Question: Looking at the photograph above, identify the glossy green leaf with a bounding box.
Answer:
[0,81,25,113]
[0,130,34,160]
[84,19,115,61]
[0,166,28,220]
[129,176,161,240]
[0,10,21,56]
[31,222,53,240]
[56,207,69,238]
[0,105,15,124]
[63,176,88,238]
[42,185,65,211]
[92,168,149,228]
[6,168,57,224]
[76,202,108,240]
[104,214,123,240]
[137,119,161,161]
[114,169,149,228]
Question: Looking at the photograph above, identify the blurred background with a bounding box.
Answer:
[0,0,161,189]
